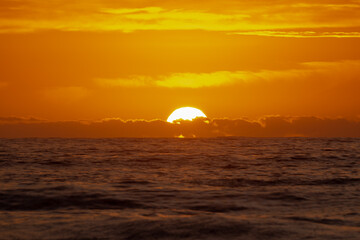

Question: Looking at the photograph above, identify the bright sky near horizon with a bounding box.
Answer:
[1,0,360,121]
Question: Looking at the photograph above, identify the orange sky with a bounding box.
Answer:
[1,0,360,122]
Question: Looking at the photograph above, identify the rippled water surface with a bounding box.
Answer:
[0,138,360,240]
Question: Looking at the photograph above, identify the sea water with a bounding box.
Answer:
[0,138,359,239]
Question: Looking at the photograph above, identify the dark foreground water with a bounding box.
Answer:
[0,138,359,240]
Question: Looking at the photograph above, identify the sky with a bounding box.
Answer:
[1,0,360,137]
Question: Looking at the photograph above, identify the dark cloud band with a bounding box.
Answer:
[1,116,359,138]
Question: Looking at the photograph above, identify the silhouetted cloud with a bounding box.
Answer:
[0,116,44,124]
[1,116,359,138]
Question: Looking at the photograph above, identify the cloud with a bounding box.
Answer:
[94,76,153,87]
[1,116,359,138]
[94,60,360,88]
[43,87,89,102]
[154,72,238,88]
[0,116,44,124]
[231,30,360,38]
[95,72,240,88]
[0,1,359,36]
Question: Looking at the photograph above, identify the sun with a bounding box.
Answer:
[167,107,207,123]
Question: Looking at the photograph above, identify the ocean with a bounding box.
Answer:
[0,138,359,240]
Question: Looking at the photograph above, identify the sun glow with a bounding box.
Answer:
[167,107,207,123]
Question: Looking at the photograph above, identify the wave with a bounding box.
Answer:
[0,190,147,211]
[285,217,350,226]
[192,177,360,187]
[1,138,360,240]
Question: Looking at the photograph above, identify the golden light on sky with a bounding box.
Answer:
[167,107,207,123]
[0,0,360,137]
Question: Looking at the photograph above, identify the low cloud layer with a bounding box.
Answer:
[1,116,359,138]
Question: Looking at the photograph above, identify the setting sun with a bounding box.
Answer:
[167,107,207,123]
